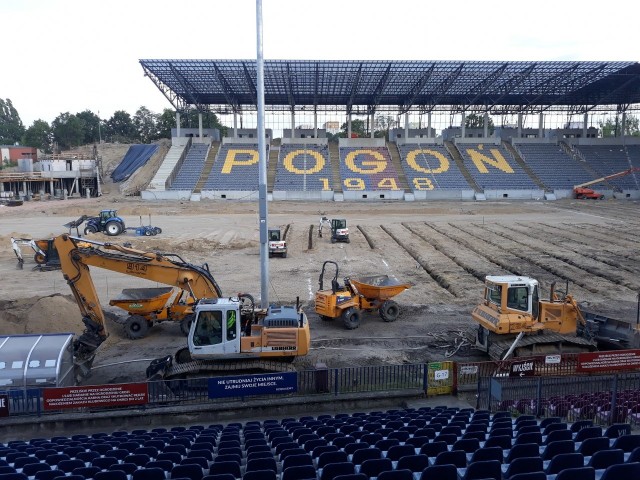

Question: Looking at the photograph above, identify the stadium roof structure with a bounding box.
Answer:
[140,59,640,115]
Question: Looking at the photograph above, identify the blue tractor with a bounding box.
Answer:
[84,209,126,236]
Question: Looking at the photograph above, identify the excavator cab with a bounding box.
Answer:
[330,219,350,243]
[189,299,240,357]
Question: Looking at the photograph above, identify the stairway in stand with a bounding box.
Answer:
[328,141,342,192]
[267,145,279,192]
[444,140,481,192]
[387,142,411,192]
[193,142,219,194]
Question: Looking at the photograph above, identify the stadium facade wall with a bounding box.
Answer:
[339,138,386,148]
[169,128,219,141]
[224,129,274,141]
[483,189,545,200]
[413,189,476,200]
[389,128,436,142]
[200,190,260,200]
[395,137,442,146]
[281,137,328,146]
[342,189,404,200]
[141,189,192,200]
[564,137,640,146]
[272,190,335,201]
[454,137,502,146]
[282,128,327,139]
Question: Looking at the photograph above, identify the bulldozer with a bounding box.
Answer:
[471,275,599,360]
[315,261,411,329]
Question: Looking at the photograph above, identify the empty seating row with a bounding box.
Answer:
[514,144,594,190]
[168,143,209,191]
[459,143,538,189]
[575,145,639,189]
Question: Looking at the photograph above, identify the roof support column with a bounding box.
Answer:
[461,112,466,138]
[622,112,627,145]
[198,113,203,141]
[404,113,409,139]
[347,114,352,138]
[484,112,489,138]
[370,113,375,139]
[582,113,588,139]
[314,108,318,138]
[291,111,295,139]
[233,112,238,138]
[539,113,544,138]
[517,113,523,138]
[428,112,432,138]
[176,111,181,138]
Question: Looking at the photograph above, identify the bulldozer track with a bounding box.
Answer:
[164,359,298,379]
[486,332,596,361]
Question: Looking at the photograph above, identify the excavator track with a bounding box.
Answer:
[163,359,297,380]
[487,332,596,361]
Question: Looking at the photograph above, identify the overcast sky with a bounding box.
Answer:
[2,0,638,127]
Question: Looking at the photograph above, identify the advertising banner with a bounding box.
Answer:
[43,383,148,410]
[208,372,297,398]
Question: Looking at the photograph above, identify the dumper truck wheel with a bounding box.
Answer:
[124,315,149,339]
[342,308,361,330]
[180,315,195,336]
[379,300,400,322]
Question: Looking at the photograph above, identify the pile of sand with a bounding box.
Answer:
[0,294,82,336]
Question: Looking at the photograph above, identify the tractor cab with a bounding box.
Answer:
[99,210,119,224]
[330,219,350,243]
[268,229,287,258]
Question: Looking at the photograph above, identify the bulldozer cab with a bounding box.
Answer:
[485,276,539,319]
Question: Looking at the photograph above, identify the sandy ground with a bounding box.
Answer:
[2,165,640,386]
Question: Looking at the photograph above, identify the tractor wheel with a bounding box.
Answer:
[124,315,149,339]
[342,308,361,330]
[84,225,97,235]
[154,227,162,235]
[34,253,46,265]
[106,222,123,236]
[144,228,153,236]
[180,315,195,336]
[379,300,400,322]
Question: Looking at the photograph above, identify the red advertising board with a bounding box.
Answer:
[576,349,640,373]
[43,383,148,410]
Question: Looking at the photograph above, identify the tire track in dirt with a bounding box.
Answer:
[534,223,640,275]
[450,223,598,297]
[564,223,640,248]
[357,225,376,249]
[588,224,640,247]
[402,222,508,282]
[380,225,481,298]
[424,223,528,277]
[480,223,637,294]
[507,223,640,290]
[548,202,640,225]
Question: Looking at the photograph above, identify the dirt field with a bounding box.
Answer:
[2,181,640,386]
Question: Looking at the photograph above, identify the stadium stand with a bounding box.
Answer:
[575,145,639,190]
[513,143,595,190]
[168,143,209,191]
[274,144,333,191]
[202,143,268,193]
[458,143,538,190]
[397,144,470,191]
[2,407,638,480]
[339,146,401,192]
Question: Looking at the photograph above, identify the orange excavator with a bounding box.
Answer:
[573,167,640,199]
[53,234,310,381]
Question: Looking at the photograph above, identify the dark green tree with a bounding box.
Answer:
[340,118,366,137]
[183,109,227,136]
[134,106,159,143]
[156,108,176,139]
[23,120,53,152]
[52,112,85,150]
[76,110,102,144]
[465,113,494,133]
[600,115,640,137]
[106,110,137,142]
[0,98,26,145]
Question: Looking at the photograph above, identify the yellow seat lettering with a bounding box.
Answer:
[343,178,365,190]
[378,178,399,190]
[344,149,387,174]
[466,148,514,174]
[413,178,435,190]
[283,149,325,174]
[221,149,259,174]
[406,149,450,174]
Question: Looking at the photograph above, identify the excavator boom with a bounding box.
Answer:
[574,167,640,189]
[53,234,222,377]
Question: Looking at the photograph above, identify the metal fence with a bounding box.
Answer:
[1,363,430,418]
[477,372,640,426]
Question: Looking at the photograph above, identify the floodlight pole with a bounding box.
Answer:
[256,0,269,308]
